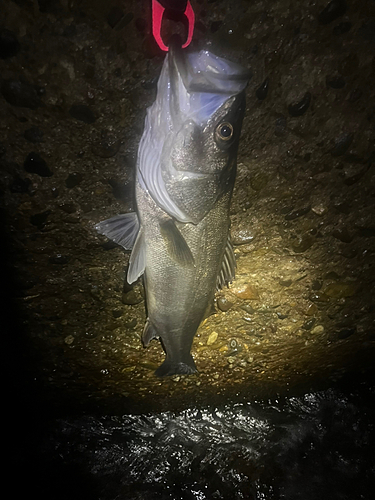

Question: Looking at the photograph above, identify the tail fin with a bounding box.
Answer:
[155,353,197,377]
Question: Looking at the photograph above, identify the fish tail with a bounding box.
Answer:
[155,353,197,377]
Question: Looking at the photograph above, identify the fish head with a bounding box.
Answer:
[137,38,250,223]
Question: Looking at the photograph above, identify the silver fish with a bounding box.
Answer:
[96,38,249,377]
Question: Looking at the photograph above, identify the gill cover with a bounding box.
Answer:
[137,39,249,223]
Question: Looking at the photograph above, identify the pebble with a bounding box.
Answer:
[64,335,75,345]
[217,296,234,312]
[107,6,124,28]
[231,227,255,245]
[302,318,316,330]
[207,331,218,345]
[274,114,287,137]
[240,303,255,314]
[311,325,324,335]
[0,29,20,58]
[92,130,121,158]
[337,327,356,339]
[323,282,359,298]
[30,210,50,229]
[326,75,346,89]
[309,291,330,302]
[284,206,311,220]
[49,254,70,265]
[332,227,352,243]
[65,172,83,188]
[318,0,347,25]
[9,176,31,194]
[292,234,314,253]
[231,283,260,300]
[122,288,143,305]
[24,126,44,143]
[288,92,311,117]
[249,172,269,192]
[1,79,44,109]
[255,77,269,100]
[333,21,352,35]
[69,104,96,123]
[330,133,353,156]
[24,152,53,177]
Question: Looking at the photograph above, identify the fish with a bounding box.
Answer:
[96,37,249,377]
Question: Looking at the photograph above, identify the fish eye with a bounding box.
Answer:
[215,122,234,142]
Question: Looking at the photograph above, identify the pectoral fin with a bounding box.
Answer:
[127,228,146,284]
[160,219,195,267]
[217,236,236,289]
[95,213,139,250]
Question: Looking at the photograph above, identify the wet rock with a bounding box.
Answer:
[9,176,31,194]
[302,318,316,330]
[249,172,269,192]
[337,327,356,339]
[108,179,133,203]
[279,278,292,287]
[330,133,353,156]
[333,201,351,214]
[358,227,375,238]
[49,254,70,265]
[288,92,311,117]
[59,203,77,214]
[92,130,121,158]
[24,152,53,177]
[0,29,20,58]
[309,291,330,303]
[357,20,375,42]
[227,338,241,355]
[333,21,352,35]
[276,312,288,320]
[112,310,123,318]
[231,227,255,245]
[24,126,44,143]
[1,79,44,109]
[211,21,223,33]
[135,18,147,32]
[122,288,143,305]
[255,78,269,100]
[30,210,50,229]
[324,282,359,298]
[311,325,324,334]
[69,104,96,123]
[240,303,255,314]
[326,75,346,89]
[217,296,234,312]
[107,6,124,28]
[311,203,328,216]
[343,164,369,186]
[274,114,287,137]
[65,172,83,188]
[292,234,314,253]
[284,206,311,221]
[348,88,362,102]
[303,303,318,316]
[318,0,347,25]
[231,283,259,300]
[332,227,352,243]
[207,331,218,345]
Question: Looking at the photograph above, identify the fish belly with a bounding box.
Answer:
[136,182,230,376]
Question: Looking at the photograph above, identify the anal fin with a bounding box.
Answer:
[142,319,159,347]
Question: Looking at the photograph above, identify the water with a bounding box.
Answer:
[13,372,375,500]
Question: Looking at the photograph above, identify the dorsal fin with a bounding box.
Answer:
[95,213,139,250]
[216,236,236,290]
